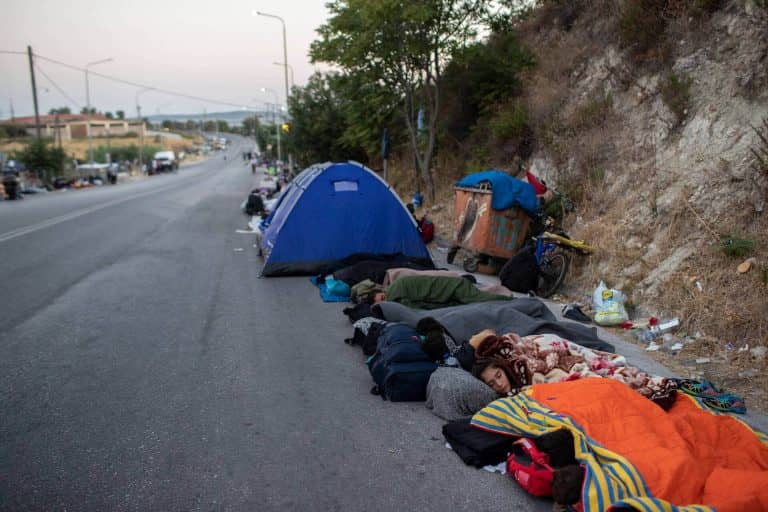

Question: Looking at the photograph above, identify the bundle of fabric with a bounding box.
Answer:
[331,259,432,287]
[474,332,677,407]
[374,298,613,353]
[383,268,514,296]
[426,367,498,421]
[383,275,515,310]
[471,379,768,512]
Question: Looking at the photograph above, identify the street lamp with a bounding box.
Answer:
[272,62,294,89]
[255,11,290,106]
[135,87,153,175]
[260,87,281,163]
[84,57,113,165]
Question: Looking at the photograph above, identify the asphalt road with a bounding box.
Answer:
[0,136,552,511]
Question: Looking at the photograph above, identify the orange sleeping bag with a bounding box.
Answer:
[530,379,768,511]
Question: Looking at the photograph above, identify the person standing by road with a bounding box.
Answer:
[250,156,258,174]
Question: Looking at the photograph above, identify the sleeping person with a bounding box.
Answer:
[469,330,678,409]
[368,275,514,310]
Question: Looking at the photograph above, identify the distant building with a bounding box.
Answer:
[8,114,146,140]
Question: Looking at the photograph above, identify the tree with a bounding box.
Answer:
[116,110,125,120]
[48,106,71,115]
[287,72,369,166]
[80,106,96,115]
[105,112,114,119]
[12,139,67,179]
[312,0,488,200]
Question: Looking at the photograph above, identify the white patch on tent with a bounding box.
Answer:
[333,180,358,192]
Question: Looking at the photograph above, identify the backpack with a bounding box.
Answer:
[419,217,435,244]
[344,318,387,356]
[367,323,437,401]
[499,245,539,293]
[506,438,555,497]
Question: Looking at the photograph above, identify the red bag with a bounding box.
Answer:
[525,170,548,195]
[506,438,555,497]
[419,216,434,244]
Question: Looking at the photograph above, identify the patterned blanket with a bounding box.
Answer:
[475,332,676,405]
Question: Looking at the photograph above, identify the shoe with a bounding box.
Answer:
[700,395,747,414]
[674,379,723,398]
[562,304,591,323]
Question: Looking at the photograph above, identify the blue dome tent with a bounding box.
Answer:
[259,161,434,277]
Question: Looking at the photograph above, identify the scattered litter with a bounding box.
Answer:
[737,257,757,274]
[233,248,244,252]
[695,281,703,292]
[646,342,661,351]
[670,342,684,351]
[739,369,759,379]
[695,357,711,364]
[738,344,750,353]
[593,281,629,326]
[724,342,735,351]
[750,346,767,360]
[235,229,255,234]
[482,461,507,475]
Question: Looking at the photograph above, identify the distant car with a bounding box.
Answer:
[153,151,177,172]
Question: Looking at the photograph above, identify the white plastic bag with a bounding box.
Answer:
[592,280,629,326]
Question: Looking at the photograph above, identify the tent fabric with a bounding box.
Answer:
[471,379,768,512]
[456,170,539,215]
[260,162,434,276]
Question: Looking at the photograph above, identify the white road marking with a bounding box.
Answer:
[0,183,181,244]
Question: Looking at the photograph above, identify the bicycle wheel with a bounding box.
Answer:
[463,256,479,273]
[537,250,571,298]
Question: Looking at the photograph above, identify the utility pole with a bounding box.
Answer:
[27,46,41,140]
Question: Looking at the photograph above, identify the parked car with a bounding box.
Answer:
[153,151,177,172]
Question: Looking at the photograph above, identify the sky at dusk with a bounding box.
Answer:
[0,0,333,119]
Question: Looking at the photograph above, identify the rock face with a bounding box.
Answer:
[524,2,768,316]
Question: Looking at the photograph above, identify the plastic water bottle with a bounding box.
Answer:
[637,318,680,342]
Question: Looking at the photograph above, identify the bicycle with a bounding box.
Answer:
[502,217,594,298]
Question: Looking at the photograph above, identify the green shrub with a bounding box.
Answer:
[91,144,162,163]
[660,72,693,126]
[489,101,528,140]
[720,236,755,258]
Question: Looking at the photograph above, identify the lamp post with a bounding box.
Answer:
[135,87,153,175]
[260,87,281,163]
[84,57,113,165]
[272,62,294,89]
[256,12,290,106]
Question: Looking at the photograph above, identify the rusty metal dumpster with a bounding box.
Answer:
[453,185,530,272]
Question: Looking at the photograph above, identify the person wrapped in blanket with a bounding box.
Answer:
[469,330,678,410]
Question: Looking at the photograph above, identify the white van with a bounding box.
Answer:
[153,151,177,172]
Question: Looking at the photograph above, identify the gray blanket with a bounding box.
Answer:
[425,367,498,421]
[374,298,614,353]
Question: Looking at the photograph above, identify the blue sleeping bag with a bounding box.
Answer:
[456,170,539,215]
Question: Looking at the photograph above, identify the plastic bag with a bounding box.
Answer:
[592,281,628,326]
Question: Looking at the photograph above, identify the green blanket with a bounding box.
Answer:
[386,275,512,310]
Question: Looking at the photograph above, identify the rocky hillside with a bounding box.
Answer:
[400,0,768,410]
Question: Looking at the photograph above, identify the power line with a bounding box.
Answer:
[34,62,83,110]
[33,53,265,110]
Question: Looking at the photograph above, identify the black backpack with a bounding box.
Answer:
[344,320,386,356]
[499,245,539,294]
[367,324,437,401]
